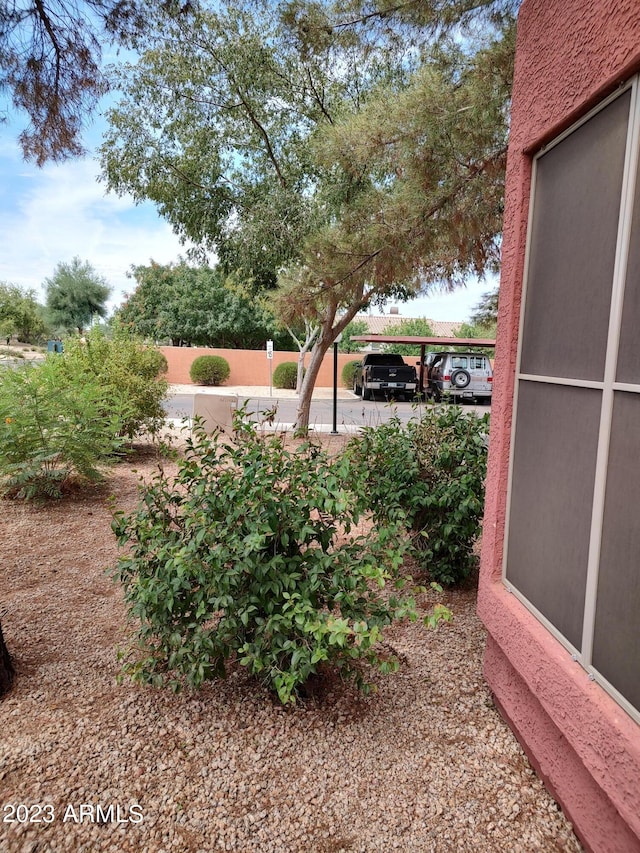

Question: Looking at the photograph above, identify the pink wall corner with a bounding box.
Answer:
[478,583,640,851]
[479,0,640,849]
[484,633,640,853]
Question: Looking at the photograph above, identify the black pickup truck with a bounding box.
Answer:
[352,353,419,401]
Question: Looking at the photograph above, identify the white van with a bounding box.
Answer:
[425,351,493,404]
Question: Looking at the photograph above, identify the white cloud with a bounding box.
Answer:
[0,139,496,324]
[0,151,196,313]
[385,275,499,323]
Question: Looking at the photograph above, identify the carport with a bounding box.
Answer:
[351,335,496,393]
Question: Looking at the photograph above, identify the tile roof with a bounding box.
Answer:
[355,314,463,338]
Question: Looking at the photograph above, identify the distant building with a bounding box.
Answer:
[352,309,462,350]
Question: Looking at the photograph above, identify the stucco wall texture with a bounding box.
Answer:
[160,346,361,387]
[478,2,640,851]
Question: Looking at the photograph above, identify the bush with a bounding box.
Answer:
[272,361,299,389]
[62,330,169,439]
[189,355,230,386]
[341,360,360,389]
[345,406,489,584]
[0,358,126,499]
[110,413,449,703]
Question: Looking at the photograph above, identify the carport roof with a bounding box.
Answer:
[351,335,496,347]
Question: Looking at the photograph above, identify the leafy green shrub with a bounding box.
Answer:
[111,413,449,703]
[62,329,169,439]
[272,361,299,389]
[0,358,126,499]
[342,360,360,389]
[345,407,489,584]
[189,354,230,386]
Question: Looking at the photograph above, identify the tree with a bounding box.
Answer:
[116,261,290,349]
[381,318,434,356]
[0,282,47,342]
[44,257,111,335]
[100,0,516,430]
[469,285,500,328]
[278,21,515,428]
[340,319,369,354]
[453,287,499,352]
[0,0,170,164]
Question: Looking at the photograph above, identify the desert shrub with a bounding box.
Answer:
[111,412,449,703]
[189,354,230,386]
[345,407,489,584]
[62,330,169,439]
[273,361,301,389]
[341,360,360,389]
[0,358,126,499]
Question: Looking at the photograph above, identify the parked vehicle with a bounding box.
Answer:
[353,353,419,401]
[425,351,493,403]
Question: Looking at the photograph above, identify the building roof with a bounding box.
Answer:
[355,313,463,338]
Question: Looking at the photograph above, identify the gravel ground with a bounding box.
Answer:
[0,440,583,853]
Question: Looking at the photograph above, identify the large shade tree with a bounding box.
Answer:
[275,21,514,426]
[117,261,291,349]
[101,0,517,428]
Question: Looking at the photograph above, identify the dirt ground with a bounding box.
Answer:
[0,433,582,853]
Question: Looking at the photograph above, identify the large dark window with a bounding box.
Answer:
[505,82,640,723]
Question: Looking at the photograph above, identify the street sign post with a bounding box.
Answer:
[266,340,273,397]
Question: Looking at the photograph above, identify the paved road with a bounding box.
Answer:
[164,390,489,432]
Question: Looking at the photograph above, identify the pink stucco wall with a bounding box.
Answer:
[160,346,366,387]
[478,1,640,851]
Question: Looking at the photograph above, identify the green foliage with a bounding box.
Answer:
[110,415,438,703]
[100,0,515,430]
[0,358,125,499]
[62,329,169,439]
[455,312,497,355]
[189,355,231,386]
[0,282,48,343]
[44,257,111,334]
[346,407,489,584]
[340,320,369,353]
[469,286,500,328]
[117,262,290,349]
[381,318,434,356]
[342,360,360,389]
[273,361,300,389]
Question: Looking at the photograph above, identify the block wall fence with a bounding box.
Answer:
[160,346,366,387]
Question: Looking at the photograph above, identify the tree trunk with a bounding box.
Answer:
[293,288,373,431]
[295,339,329,431]
[0,621,15,698]
[296,348,307,395]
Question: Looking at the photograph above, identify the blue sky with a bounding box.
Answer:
[0,106,496,323]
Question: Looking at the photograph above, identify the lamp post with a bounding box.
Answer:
[330,332,342,435]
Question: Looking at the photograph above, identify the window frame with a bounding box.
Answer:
[502,76,640,725]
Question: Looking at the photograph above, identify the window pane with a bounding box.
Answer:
[617,141,640,383]
[506,381,601,648]
[520,90,631,381]
[593,391,640,711]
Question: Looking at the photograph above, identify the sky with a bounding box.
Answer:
[0,112,497,324]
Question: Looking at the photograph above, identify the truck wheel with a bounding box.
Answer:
[363,385,372,400]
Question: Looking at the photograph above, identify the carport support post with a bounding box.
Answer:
[330,338,339,435]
